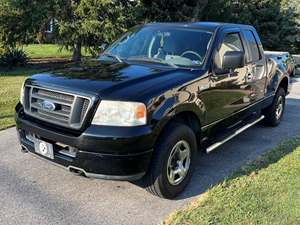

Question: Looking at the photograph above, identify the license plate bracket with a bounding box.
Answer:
[34,139,54,159]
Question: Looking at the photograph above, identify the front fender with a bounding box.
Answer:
[149,92,205,142]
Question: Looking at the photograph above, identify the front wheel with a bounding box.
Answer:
[263,87,286,126]
[144,123,197,199]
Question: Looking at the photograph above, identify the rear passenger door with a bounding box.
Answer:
[242,29,267,102]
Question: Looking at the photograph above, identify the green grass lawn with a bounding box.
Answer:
[0,44,92,130]
[23,44,91,59]
[23,44,72,58]
[165,137,300,225]
[0,69,44,130]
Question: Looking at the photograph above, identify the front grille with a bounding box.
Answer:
[24,85,93,129]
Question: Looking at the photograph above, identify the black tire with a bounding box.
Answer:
[263,87,286,127]
[143,123,197,199]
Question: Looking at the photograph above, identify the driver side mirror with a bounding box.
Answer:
[221,51,245,70]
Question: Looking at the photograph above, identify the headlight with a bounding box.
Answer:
[92,100,147,126]
[20,81,25,105]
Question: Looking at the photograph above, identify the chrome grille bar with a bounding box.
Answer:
[24,85,93,129]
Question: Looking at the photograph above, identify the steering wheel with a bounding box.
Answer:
[181,51,203,62]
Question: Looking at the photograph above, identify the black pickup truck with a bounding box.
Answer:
[16,22,290,199]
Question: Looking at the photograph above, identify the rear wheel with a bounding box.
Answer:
[144,123,197,199]
[263,87,286,126]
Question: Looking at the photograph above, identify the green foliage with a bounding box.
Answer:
[140,0,200,22]
[0,0,298,61]
[139,0,231,22]
[229,0,300,53]
[0,0,138,61]
[0,46,5,55]
[0,48,29,67]
[281,0,300,50]
[139,0,299,53]
[56,0,138,60]
[0,0,59,47]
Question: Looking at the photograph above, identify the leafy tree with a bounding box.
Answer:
[230,0,299,53]
[140,0,299,53]
[0,0,59,48]
[56,0,138,61]
[139,0,231,22]
[0,0,298,62]
[0,0,137,61]
[281,0,300,49]
[140,0,200,22]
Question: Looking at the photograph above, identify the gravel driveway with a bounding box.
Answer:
[1,78,300,225]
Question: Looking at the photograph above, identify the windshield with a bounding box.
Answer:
[103,26,213,67]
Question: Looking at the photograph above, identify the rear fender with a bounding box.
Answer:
[266,59,290,96]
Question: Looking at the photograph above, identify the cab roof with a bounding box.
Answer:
[146,22,254,32]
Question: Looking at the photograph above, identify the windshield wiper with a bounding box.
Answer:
[102,53,123,63]
[127,56,178,68]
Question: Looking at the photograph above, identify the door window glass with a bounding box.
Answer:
[244,30,260,62]
[219,33,244,59]
[215,32,244,71]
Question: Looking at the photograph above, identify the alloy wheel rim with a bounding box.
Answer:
[167,140,191,186]
[275,96,283,120]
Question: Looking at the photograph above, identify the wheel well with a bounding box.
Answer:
[161,111,201,148]
[279,77,288,94]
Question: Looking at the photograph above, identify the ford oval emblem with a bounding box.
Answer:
[41,100,56,111]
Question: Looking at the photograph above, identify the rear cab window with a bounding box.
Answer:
[243,30,261,62]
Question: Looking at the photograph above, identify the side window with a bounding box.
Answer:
[219,33,244,59]
[214,32,244,71]
[244,30,261,62]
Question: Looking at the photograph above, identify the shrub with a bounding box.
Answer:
[0,48,29,67]
[0,47,5,55]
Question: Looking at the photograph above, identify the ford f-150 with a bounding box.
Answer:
[16,22,290,198]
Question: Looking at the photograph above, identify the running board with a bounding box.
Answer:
[206,115,265,153]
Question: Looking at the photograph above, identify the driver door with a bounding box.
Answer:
[203,30,251,125]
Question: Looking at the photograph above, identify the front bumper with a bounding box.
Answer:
[15,104,154,181]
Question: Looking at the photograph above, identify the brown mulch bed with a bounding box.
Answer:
[0,58,73,72]
[30,57,71,64]
[0,56,92,72]
[28,57,72,68]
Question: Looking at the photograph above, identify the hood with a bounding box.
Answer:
[28,60,204,101]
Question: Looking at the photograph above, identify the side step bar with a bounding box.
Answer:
[206,115,265,153]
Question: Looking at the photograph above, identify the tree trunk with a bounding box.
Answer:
[72,40,82,62]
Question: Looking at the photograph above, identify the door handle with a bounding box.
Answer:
[246,73,253,81]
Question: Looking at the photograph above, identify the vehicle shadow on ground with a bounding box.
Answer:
[133,98,300,200]
[179,97,300,200]
[178,134,299,200]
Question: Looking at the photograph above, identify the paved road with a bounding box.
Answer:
[1,78,300,225]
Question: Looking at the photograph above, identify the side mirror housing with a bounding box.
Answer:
[222,51,245,70]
